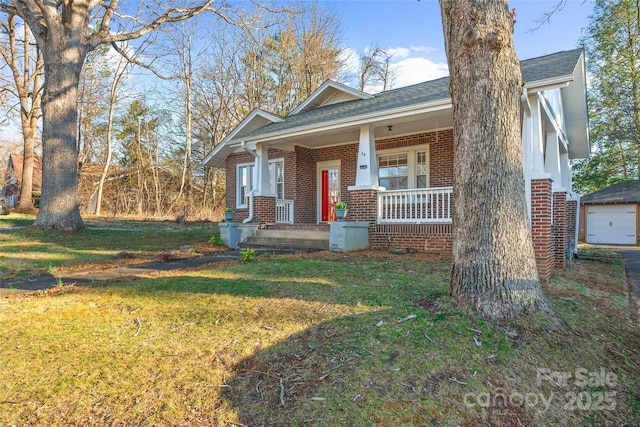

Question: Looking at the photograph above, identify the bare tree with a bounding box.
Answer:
[358,45,397,92]
[95,43,131,216]
[439,0,555,320]
[0,14,42,212]
[0,0,218,230]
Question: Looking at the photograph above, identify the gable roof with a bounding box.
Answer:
[6,154,43,191]
[290,80,374,115]
[203,49,588,167]
[581,181,640,204]
[202,109,284,168]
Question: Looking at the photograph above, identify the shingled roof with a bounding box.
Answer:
[581,181,640,204]
[237,49,584,140]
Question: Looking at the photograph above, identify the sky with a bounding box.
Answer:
[0,0,594,143]
[333,0,593,89]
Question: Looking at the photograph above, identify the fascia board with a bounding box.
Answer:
[524,75,573,92]
[201,141,233,167]
[220,109,284,145]
[228,100,453,145]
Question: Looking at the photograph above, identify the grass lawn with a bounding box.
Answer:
[0,217,638,425]
[0,214,219,279]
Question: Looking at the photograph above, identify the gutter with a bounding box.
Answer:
[240,142,257,224]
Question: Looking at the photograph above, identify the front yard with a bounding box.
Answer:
[0,217,638,425]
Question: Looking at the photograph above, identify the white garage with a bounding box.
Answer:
[580,181,640,245]
[586,205,637,245]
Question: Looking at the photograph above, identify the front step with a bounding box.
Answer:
[238,228,329,251]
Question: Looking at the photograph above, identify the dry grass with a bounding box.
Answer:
[0,247,638,426]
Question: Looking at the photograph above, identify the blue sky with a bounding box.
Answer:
[333,0,593,88]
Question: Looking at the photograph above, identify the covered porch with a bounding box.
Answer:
[274,186,453,225]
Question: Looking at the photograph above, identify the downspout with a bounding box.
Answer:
[241,141,257,224]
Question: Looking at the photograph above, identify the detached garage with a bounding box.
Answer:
[579,181,640,245]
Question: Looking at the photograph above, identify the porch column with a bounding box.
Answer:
[349,124,384,191]
[254,143,273,197]
[553,191,568,269]
[544,132,564,191]
[531,178,554,283]
[253,142,276,224]
[530,96,546,178]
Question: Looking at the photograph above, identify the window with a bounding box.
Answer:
[416,151,428,188]
[236,158,284,208]
[379,153,408,190]
[237,163,254,207]
[269,160,284,200]
[378,145,429,190]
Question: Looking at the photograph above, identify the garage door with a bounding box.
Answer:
[586,205,637,244]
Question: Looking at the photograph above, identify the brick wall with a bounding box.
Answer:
[371,223,453,257]
[578,203,587,242]
[566,199,577,245]
[293,146,317,223]
[531,179,554,282]
[553,192,567,269]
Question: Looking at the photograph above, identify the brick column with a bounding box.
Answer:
[566,199,577,248]
[348,189,377,223]
[531,179,553,282]
[253,196,276,224]
[578,203,586,242]
[553,192,567,269]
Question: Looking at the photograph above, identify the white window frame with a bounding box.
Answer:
[269,158,285,200]
[236,158,284,208]
[377,144,430,189]
[236,162,254,208]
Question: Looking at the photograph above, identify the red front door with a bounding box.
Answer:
[320,167,339,222]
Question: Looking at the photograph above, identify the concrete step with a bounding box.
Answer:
[256,229,329,240]
[243,235,329,250]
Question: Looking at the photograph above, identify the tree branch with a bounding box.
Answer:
[91,0,215,47]
[110,40,174,80]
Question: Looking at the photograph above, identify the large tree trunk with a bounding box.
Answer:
[33,48,86,231]
[16,125,36,212]
[439,0,555,320]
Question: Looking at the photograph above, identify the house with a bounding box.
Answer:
[1,153,42,207]
[579,181,640,245]
[203,49,589,281]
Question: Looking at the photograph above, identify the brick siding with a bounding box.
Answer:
[566,199,577,245]
[552,192,567,269]
[578,203,586,242]
[531,179,554,282]
[224,130,560,281]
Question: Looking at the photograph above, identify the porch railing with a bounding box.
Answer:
[377,187,453,223]
[276,199,294,224]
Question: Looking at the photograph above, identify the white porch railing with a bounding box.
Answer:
[276,199,294,224]
[377,187,453,223]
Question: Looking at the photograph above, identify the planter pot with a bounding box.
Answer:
[335,208,348,221]
[224,211,235,222]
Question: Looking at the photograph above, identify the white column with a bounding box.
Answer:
[530,96,548,178]
[348,124,384,191]
[545,132,565,192]
[560,151,571,191]
[254,142,274,196]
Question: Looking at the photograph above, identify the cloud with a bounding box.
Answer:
[339,44,449,93]
[391,56,449,87]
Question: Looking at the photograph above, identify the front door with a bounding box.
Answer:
[317,161,340,222]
